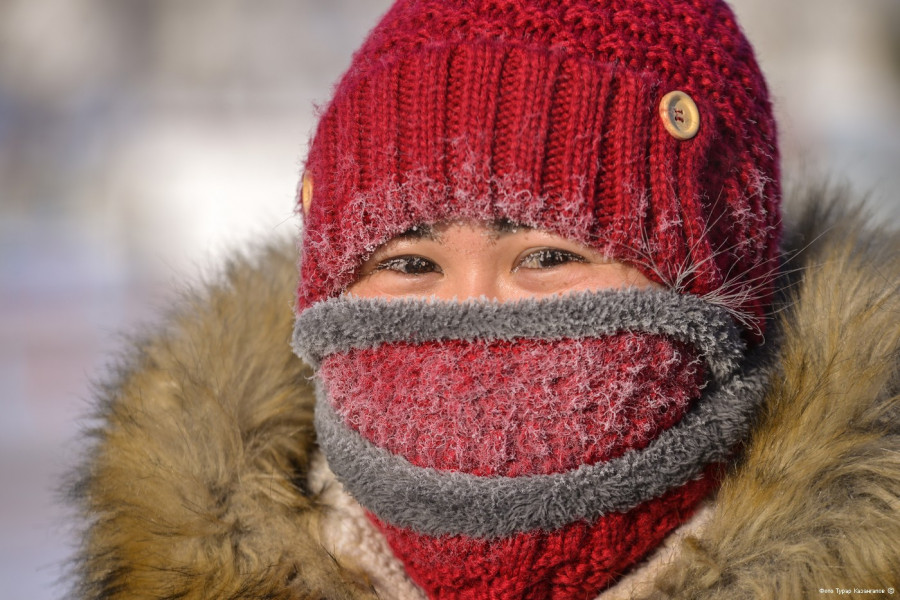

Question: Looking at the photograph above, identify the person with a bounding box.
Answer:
[67,1,899,599]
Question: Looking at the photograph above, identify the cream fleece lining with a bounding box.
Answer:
[308,450,714,600]
[309,451,425,600]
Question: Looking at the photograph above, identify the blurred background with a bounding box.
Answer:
[2,1,899,597]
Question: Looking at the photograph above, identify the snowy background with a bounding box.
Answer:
[2,1,899,597]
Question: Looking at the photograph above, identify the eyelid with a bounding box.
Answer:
[372,254,441,274]
[513,247,587,271]
[362,240,418,270]
[371,256,401,272]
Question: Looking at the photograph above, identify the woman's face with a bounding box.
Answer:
[347,220,660,301]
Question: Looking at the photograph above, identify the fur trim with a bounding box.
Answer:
[67,243,378,599]
[293,289,744,375]
[646,188,900,598]
[66,187,899,599]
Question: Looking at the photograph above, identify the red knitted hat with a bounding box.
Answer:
[298,0,781,338]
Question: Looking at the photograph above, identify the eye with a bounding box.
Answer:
[515,248,586,270]
[373,255,441,275]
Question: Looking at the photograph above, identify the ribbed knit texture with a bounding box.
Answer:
[370,471,717,599]
[298,0,781,340]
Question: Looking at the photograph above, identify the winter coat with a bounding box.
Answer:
[67,188,900,599]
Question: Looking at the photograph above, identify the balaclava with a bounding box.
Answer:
[294,1,780,598]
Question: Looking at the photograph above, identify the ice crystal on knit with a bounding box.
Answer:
[319,334,703,477]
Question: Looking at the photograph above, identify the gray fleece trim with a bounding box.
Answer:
[297,291,765,538]
[294,290,745,382]
[314,344,772,538]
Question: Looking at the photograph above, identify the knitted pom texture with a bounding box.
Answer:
[298,0,780,339]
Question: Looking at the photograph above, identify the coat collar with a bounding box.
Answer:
[68,189,900,599]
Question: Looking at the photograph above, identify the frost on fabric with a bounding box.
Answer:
[318,333,704,477]
[299,168,617,307]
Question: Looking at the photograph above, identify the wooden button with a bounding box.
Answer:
[300,172,314,215]
[659,91,700,140]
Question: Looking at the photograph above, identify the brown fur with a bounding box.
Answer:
[68,244,378,599]
[648,189,900,599]
[67,188,899,599]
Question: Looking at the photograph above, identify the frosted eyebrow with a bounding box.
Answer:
[395,224,435,240]
[490,218,531,237]
[394,219,530,243]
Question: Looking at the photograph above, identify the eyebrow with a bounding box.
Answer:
[394,224,436,240]
[394,219,531,242]
[492,218,531,236]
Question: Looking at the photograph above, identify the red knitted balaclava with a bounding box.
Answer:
[294,0,780,598]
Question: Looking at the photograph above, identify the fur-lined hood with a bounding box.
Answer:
[67,189,900,599]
